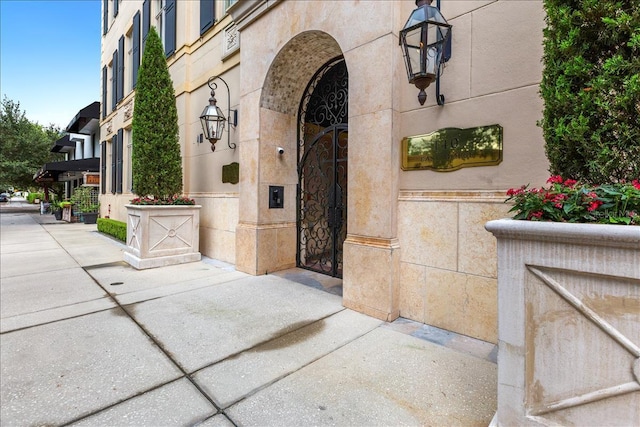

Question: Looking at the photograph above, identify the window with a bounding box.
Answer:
[102,66,107,118]
[132,11,141,88]
[100,145,106,194]
[200,0,215,35]
[116,129,123,194]
[126,129,133,192]
[111,135,116,193]
[156,0,176,57]
[113,0,119,17]
[111,130,124,194]
[117,36,125,103]
[111,51,117,112]
[142,0,150,50]
[102,0,108,35]
[225,0,237,10]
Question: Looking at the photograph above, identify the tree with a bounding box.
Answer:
[0,97,62,191]
[540,0,640,184]
[131,26,182,200]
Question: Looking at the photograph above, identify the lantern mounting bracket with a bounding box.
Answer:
[201,75,237,152]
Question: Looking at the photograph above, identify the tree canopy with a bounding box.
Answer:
[540,0,640,183]
[131,26,183,200]
[0,97,62,191]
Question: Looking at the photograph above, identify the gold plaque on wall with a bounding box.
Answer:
[222,162,239,184]
[401,125,503,172]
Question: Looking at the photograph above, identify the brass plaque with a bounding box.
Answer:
[401,125,503,172]
[222,162,239,184]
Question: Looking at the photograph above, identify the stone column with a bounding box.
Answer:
[342,34,402,321]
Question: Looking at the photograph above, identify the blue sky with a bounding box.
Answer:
[1,0,101,129]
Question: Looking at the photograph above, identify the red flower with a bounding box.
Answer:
[564,179,577,187]
[547,175,564,184]
[587,201,603,212]
[632,180,640,190]
[528,211,544,219]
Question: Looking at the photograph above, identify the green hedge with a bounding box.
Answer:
[97,218,127,242]
[540,0,639,183]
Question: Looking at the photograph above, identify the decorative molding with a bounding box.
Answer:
[106,119,113,135]
[399,190,506,203]
[123,99,134,121]
[222,23,240,59]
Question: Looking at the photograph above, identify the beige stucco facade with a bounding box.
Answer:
[101,0,548,344]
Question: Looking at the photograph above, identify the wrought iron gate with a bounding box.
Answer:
[297,58,348,278]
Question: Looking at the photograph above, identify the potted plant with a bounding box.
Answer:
[124,26,201,269]
[51,201,63,221]
[70,186,99,224]
[486,2,639,425]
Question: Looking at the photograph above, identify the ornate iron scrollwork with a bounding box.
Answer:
[297,58,348,278]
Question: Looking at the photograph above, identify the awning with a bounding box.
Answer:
[34,158,100,183]
[50,135,75,153]
[65,101,100,134]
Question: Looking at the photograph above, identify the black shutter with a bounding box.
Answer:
[142,0,150,48]
[132,11,140,88]
[116,129,123,194]
[200,0,215,35]
[113,0,118,17]
[111,50,117,111]
[111,136,117,194]
[101,142,107,194]
[102,66,107,118]
[165,0,176,57]
[117,36,125,102]
[103,0,108,35]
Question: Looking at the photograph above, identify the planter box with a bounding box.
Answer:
[82,212,98,224]
[485,219,640,426]
[124,204,202,269]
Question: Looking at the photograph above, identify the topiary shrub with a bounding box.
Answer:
[540,0,639,184]
[131,26,183,201]
[97,218,127,242]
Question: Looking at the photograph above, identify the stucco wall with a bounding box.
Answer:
[100,0,241,261]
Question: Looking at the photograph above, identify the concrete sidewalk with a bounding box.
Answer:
[0,211,497,426]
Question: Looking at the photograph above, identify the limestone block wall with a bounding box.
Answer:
[197,194,238,264]
[395,1,547,342]
[398,192,510,343]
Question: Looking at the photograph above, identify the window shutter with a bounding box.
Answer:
[102,66,107,118]
[101,142,107,194]
[117,36,125,102]
[103,0,108,35]
[111,50,117,112]
[113,0,118,17]
[116,129,123,194]
[132,11,140,88]
[111,136,117,194]
[200,0,215,35]
[164,0,176,57]
[142,0,150,48]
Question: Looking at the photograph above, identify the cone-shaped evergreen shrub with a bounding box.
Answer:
[131,26,183,200]
[540,0,639,184]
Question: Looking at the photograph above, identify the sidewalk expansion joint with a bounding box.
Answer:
[80,265,229,419]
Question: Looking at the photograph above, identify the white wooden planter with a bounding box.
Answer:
[124,204,201,269]
[485,219,639,427]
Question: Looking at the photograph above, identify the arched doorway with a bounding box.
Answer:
[297,57,348,278]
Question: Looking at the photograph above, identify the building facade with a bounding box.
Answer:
[100,0,548,344]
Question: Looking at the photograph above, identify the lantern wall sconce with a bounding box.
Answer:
[199,75,238,152]
[399,0,452,106]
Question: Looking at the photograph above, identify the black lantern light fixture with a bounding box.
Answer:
[399,0,452,106]
[200,76,237,152]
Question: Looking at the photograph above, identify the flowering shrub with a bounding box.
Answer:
[129,195,195,205]
[506,176,640,225]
